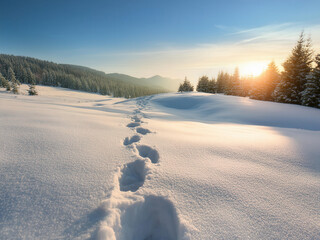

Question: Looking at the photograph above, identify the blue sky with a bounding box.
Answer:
[1,0,320,80]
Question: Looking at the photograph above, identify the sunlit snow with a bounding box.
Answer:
[0,86,319,239]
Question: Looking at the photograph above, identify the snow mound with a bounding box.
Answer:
[151,92,320,130]
[154,95,204,109]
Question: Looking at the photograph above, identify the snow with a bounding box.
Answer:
[151,92,320,130]
[0,86,320,239]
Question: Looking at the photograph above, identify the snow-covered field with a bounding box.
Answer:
[1,85,320,239]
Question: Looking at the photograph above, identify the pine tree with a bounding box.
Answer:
[241,76,253,97]
[217,71,232,94]
[26,68,35,84]
[250,61,280,100]
[301,54,320,107]
[273,32,313,104]
[0,72,10,90]
[207,79,216,93]
[228,67,241,95]
[249,75,265,100]
[8,67,20,94]
[178,77,194,92]
[6,82,11,91]
[17,65,26,83]
[196,76,210,92]
[11,81,19,94]
[216,71,225,93]
[0,72,4,87]
[264,61,280,100]
[28,79,38,95]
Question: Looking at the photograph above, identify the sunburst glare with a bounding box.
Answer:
[240,62,268,77]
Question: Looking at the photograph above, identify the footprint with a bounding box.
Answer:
[136,145,159,163]
[136,127,151,135]
[100,195,187,240]
[131,116,141,123]
[123,135,141,146]
[127,122,140,128]
[119,160,148,192]
[95,103,104,107]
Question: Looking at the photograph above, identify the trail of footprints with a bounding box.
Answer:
[96,96,188,240]
[120,96,157,192]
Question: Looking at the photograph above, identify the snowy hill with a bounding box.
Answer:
[0,86,319,239]
[151,92,320,130]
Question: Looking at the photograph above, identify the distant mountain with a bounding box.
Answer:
[106,73,181,92]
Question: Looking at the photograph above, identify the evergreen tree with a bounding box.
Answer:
[241,76,253,97]
[0,72,10,90]
[28,79,38,95]
[250,61,280,100]
[6,82,11,91]
[7,67,14,82]
[0,72,4,87]
[178,77,194,92]
[228,67,241,95]
[273,32,313,104]
[207,78,216,93]
[220,71,232,94]
[196,76,210,92]
[249,75,265,100]
[264,61,280,100]
[11,81,19,94]
[26,68,35,84]
[8,67,20,94]
[216,71,225,93]
[301,54,320,107]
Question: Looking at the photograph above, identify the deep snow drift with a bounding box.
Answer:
[0,87,319,239]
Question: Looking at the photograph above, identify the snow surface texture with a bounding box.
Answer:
[97,95,189,240]
[1,86,320,239]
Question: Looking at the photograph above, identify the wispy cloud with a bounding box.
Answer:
[231,22,295,36]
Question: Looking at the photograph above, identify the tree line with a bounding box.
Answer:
[0,54,166,98]
[180,33,320,108]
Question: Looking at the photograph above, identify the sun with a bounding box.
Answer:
[240,62,267,77]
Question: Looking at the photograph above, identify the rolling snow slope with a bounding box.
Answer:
[0,87,319,239]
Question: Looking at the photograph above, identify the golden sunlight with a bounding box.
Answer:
[239,62,267,77]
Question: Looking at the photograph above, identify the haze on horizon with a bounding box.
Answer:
[1,0,320,82]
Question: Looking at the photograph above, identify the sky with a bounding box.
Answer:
[1,0,320,81]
